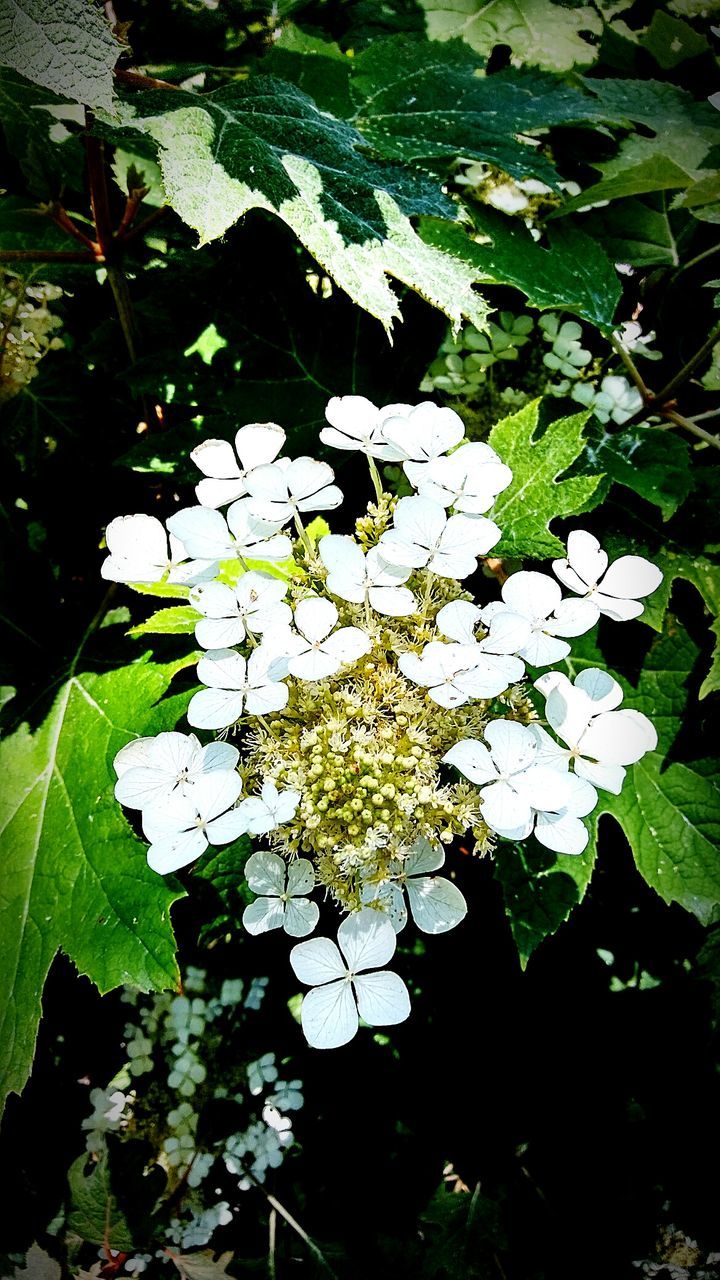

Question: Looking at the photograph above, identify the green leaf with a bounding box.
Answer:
[11,1245,61,1280]
[581,423,692,521]
[166,1250,237,1280]
[576,195,680,268]
[640,549,720,699]
[0,0,120,113]
[487,400,603,558]
[494,838,596,967]
[570,624,720,925]
[127,605,199,638]
[67,1152,134,1251]
[420,212,621,331]
[109,79,490,334]
[419,0,602,70]
[0,660,186,1111]
[0,68,85,195]
[350,38,614,184]
[642,10,709,69]
[194,838,252,944]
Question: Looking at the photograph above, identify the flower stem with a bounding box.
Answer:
[662,408,720,451]
[293,510,314,557]
[367,454,384,504]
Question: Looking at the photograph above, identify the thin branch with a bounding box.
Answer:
[243,1167,337,1276]
[114,187,150,240]
[84,117,115,257]
[663,408,720,451]
[671,241,720,281]
[0,249,98,263]
[107,264,138,362]
[47,202,99,252]
[119,203,169,244]
[610,333,650,399]
[651,320,720,408]
[115,67,183,91]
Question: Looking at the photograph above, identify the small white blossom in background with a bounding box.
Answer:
[553,529,663,622]
[267,1079,304,1111]
[104,394,664,1051]
[82,1087,130,1153]
[571,374,643,425]
[125,1255,152,1276]
[247,1052,278,1096]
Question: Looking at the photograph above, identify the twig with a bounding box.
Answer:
[115,67,183,91]
[268,1207,277,1280]
[609,333,650,399]
[120,204,170,244]
[663,408,720,451]
[84,117,114,258]
[671,241,720,281]
[115,187,150,240]
[0,249,99,263]
[244,1167,338,1276]
[651,321,720,408]
[47,202,99,253]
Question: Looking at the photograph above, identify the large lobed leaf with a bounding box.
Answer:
[640,548,720,699]
[0,0,120,113]
[0,659,190,1112]
[108,78,491,334]
[488,400,603,558]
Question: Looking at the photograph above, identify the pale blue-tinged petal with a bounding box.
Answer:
[287,858,315,897]
[480,779,532,833]
[442,738,497,784]
[167,506,234,560]
[245,850,286,895]
[300,980,358,1049]
[187,688,245,730]
[245,680,289,715]
[338,908,396,973]
[407,876,467,934]
[575,667,623,712]
[283,898,320,938]
[404,837,444,877]
[243,897,286,935]
[200,741,240,771]
[353,971,411,1026]
[290,937,346,986]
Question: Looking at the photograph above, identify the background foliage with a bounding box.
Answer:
[1,0,720,1275]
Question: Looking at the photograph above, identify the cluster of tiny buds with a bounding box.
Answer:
[103,395,663,1048]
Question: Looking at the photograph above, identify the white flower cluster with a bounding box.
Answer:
[103,397,662,1050]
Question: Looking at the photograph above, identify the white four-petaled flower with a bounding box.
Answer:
[533,667,657,793]
[245,457,343,524]
[114,731,239,812]
[552,529,663,621]
[443,721,574,839]
[189,571,291,649]
[290,909,411,1049]
[479,570,598,667]
[188,647,289,729]
[285,598,371,681]
[237,781,301,835]
[362,838,467,934]
[320,395,411,461]
[101,514,217,586]
[142,771,246,874]
[380,402,465,480]
[318,534,417,617]
[191,422,286,508]
[242,850,318,938]
[379,495,500,580]
[410,441,512,513]
[167,500,292,563]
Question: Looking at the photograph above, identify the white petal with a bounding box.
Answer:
[288,647,339,681]
[512,764,573,813]
[297,483,343,512]
[480,610,532,655]
[442,738,497,784]
[245,850,286,895]
[242,897,286,935]
[191,439,241,481]
[599,555,663,601]
[377,528,430,569]
[324,395,378,444]
[520,631,571,668]
[147,828,208,875]
[189,581,238,618]
[394,494,446,549]
[407,876,467,933]
[574,757,626,793]
[300,979,358,1049]
[322,626,371,666]
[105,513,168,567]
[187,688,245,730]
[195,617,245,649]
[368,585,417,616]
[579,709,657,765]
[566,529,608,587]
[544,683,592,749]
[287,858,315,897]
[294,597,338,643]
[575,668,623,712]
[337,907,396,973]
[534,812,590,856]
[318,534,364,586]
[166,507,234,560]
[592,593,644,622]
[195,477,247,508]
[502,570,561,620]
[235,422,286,470]
[548,597,599,637]
[287,456,336,502]
[290,937,346,986]
[404,836,444,877]
[353,971,411,1026]
[204,807,247,845]
[197,648,246,690]
[113,736,156,779]
[436,600,481,645]
[191,769,243,823]
[283,898,320,938]
[480,779,532,832]
[244,680,289,715]
[485,719,537,774]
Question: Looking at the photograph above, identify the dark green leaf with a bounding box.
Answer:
[420,212,621,331]
[67,1152,134,1251]
[494,838,596,967]
[419,0,602,71]
[640,549,720,699]
[581,422,692,520]
[642,10,709,69]
[576,195,680,268]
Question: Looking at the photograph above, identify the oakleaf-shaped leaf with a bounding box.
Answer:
[419,0,602,71]
[0,660,188,1111]
[165,1250,236,1280]
[0,0,120,112]
[12,1245,61,1280]
[488,400,603,558]
[109,79,490,333]
[640,549,720,699]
